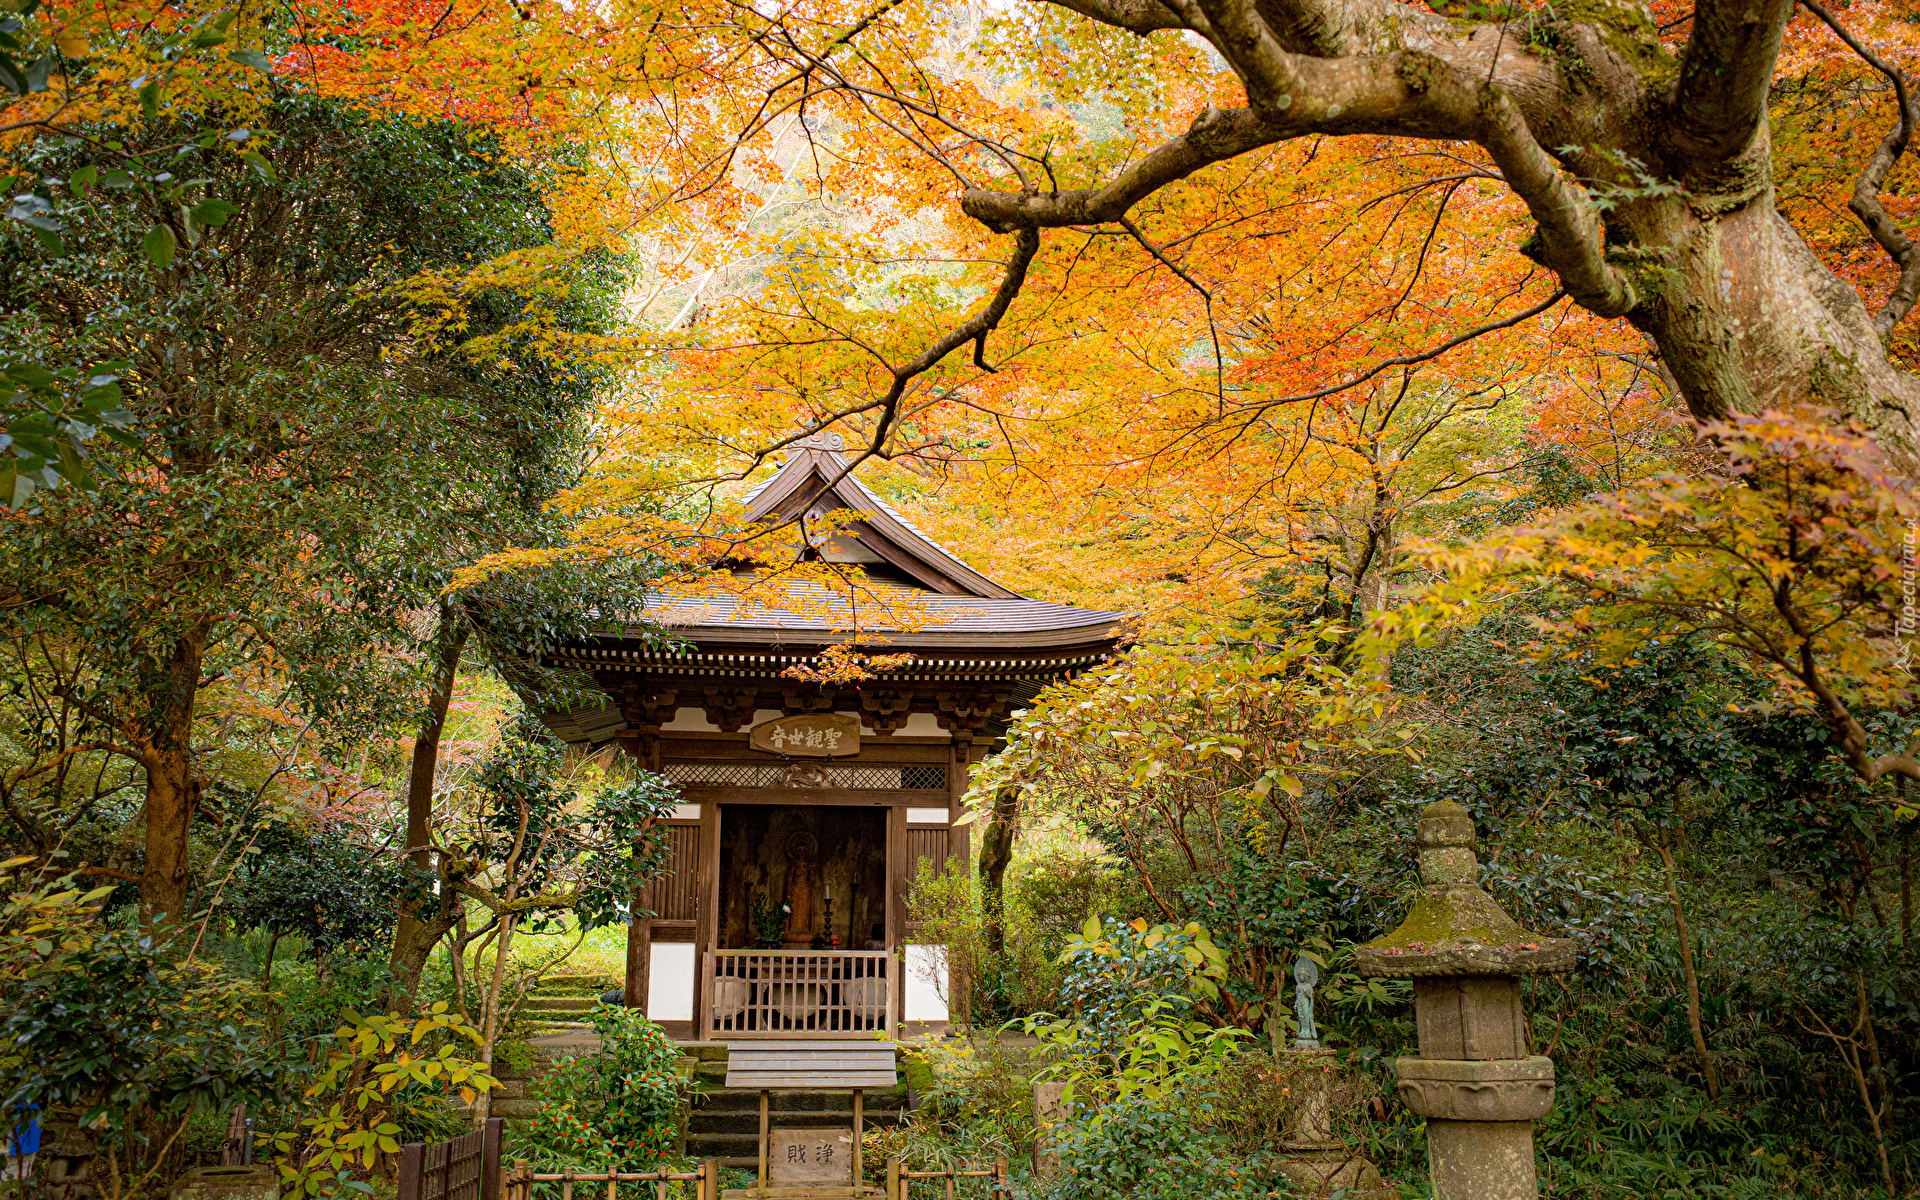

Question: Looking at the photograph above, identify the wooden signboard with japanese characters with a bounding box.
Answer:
[769,1129,853,1187]
[750,714,861,757]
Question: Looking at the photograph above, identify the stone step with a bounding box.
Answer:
[525,996,597,1011]
[532,973,620,996]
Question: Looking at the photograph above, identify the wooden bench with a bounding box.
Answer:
[724,1042,897,1199]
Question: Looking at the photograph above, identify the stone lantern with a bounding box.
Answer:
[1355,800,1575,1200]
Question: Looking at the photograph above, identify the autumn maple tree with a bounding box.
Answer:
[11,0,1920,913]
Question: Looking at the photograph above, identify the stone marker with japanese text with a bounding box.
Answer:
[769,1129,852,1187]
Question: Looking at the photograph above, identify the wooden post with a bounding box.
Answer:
[396,1144,424,1200]
[946,738,971,1022]
[624,914,651,1010]
[852,1088,864,1188]
[756,1089,770,1195]
[946,739,970,867]
[886,1159,901,1200]
[219,1102,248,1166]
[482,1119,503,1200]
[885,804,908,1034]
[701,1160,719,1200]
[696,801,722,1038]
[993,1157,1009,1199]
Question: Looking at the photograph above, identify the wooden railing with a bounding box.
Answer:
[887,1158,1010,1200]
[702,949,893,1040]
[502,1162,717,1200]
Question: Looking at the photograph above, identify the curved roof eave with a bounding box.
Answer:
[603,618,1126,651]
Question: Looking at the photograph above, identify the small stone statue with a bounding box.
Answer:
[1293,956,1320,1049]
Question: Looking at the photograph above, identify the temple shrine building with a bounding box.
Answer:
[535,432,1125,1039]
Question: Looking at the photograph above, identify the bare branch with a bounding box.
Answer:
[1801,0,1920,338]
[1224,286,1566,413]
[1119,215,1226,403]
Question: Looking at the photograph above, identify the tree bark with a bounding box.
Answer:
[472,912,518,1125]
[946,0,1920,459]
[391,607,470,975]
[1654,835,1721,1103]
[976,786,1019,954]
[387,857,472,1015]
[139,629,211,925]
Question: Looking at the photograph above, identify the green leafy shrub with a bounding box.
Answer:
[1,928,286,1198]
[1023,917,1247,1105]
[863,1038,1031,1182]
[1035,1083,1295,1200]
[265,1005,498,1199]
[506,1004,685,1175]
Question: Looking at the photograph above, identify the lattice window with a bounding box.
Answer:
[661,762,946,790]
[900,764,947,789]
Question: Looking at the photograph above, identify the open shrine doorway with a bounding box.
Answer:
[703,801,896,1039]
[716,804,888,952]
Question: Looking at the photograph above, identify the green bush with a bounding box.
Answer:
[1034,1083,1296,1200]
[0,927,286,1194]
[506,1004,685,1176]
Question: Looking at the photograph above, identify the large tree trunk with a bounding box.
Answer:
[951,0,1920,461]
[139,630,210,925]
[391,607,470,974]
[976,786,1019,954]
[389,867,471,1015]
[1618,167,1920,453]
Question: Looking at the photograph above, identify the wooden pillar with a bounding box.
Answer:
[852,1088,864,1185]
[623,915,651,1009]
[947,736,972,867]
[886,802,908,1033]
[696,800,722,1037]
[947,735,973,1023]
[757,1089,770,1191]
[622,725,663,1011]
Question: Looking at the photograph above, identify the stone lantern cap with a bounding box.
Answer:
[1355,799,1576,978]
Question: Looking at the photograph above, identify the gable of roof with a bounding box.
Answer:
[744,431,1020,599]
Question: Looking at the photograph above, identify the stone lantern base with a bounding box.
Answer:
[1274,1047,1392,1198]
[1277,1149,1392,1198]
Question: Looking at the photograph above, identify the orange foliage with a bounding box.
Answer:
[11,0,1918,625]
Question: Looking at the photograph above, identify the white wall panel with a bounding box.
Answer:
[648,942,696,1021]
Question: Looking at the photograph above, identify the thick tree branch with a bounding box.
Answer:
[963,107,1285,230]
[962,52,1635,316]
[1801,0,1920,339]
[1041,0,1199,34]
[1673,0,1795,164]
